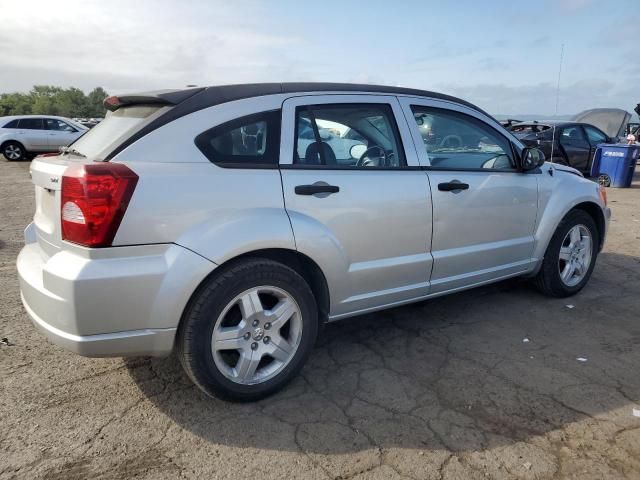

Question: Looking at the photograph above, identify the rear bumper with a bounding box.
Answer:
[17,224,215,357]
[22,292,176,357]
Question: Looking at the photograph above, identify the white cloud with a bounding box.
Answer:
[0,0,302,93]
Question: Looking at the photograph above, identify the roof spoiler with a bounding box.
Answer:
[103,87,204,111]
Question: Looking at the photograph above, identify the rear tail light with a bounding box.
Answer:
[61,163,138,247]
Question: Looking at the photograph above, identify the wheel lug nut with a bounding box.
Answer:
[251,342,258,350]
[264,322,271,330]
[252,319,259,327]
[263,336,270,344]
[243,332,251,340]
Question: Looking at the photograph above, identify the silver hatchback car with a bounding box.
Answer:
[1,115,88,160]
[17,83,610,401]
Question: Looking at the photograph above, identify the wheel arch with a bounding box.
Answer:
[572,201,605,251]
[179,248,330,335]
[530,199,606,277]
[1,139,26,153]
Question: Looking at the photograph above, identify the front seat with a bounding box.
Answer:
[303,142,337,165]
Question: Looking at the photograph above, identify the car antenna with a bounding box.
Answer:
[549,44,564,164]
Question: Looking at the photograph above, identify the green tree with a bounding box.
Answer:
[86,87,109,117]
[0,85,109,117]
[30,85,64,115]
[0,93,33,116]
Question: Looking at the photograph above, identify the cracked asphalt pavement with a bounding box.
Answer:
[1,158,640,479]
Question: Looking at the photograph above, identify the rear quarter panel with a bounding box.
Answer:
[111,95,296,265]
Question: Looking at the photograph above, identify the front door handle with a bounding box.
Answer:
[438,181,469,192]
[295,184,340,195]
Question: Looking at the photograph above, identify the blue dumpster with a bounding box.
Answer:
[590,143,639,188]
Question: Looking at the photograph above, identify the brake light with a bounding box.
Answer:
[61,163,138,247]
[103,95,122,111]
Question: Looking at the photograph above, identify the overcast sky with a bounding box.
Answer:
[1,0,638,116]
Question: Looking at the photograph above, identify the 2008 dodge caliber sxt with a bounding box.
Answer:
[17,83,610,401]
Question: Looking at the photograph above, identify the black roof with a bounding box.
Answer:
[112,82,490,118]
[105,83,491,160]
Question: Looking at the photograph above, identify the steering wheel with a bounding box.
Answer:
[357,145,387,167]
[440,135,463,148]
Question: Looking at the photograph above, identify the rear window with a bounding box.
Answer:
[194,110,281,167]
[69,105,163,158]
[2,119,19,128]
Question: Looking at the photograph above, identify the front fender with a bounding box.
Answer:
[531,168,607,270]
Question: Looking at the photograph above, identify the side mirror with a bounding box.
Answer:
[520,147,546,170]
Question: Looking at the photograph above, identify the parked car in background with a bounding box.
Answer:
[499,118,522,129]
[17,83,610,401]
[572,108,631,143]
[509,121,614,175]
[0,115,88,160]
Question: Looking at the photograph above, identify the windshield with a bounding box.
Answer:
[68,105,163,158]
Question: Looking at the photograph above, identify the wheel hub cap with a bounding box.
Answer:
[252,327,264,341]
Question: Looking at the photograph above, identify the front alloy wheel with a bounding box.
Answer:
[558,225,592,287]
[534,209,599,297]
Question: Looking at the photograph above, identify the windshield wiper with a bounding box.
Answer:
[59,146,86,158]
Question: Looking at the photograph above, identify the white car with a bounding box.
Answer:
[17,83,610,401]
[0,115,88,160]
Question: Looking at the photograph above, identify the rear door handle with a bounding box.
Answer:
[438,181,469,192]
[295,184,340,195]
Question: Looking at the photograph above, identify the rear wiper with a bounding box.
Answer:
[59,146,86,158]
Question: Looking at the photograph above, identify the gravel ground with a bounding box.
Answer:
[1,157,640,480]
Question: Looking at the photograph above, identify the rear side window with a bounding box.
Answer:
[195,110,281,167]
[3,119,19,128]
[18,118,44,130]
[294,103,406,168]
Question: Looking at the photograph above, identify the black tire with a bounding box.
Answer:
[2,141,26,161]
[533,209,599,297]
[177,258,318,402]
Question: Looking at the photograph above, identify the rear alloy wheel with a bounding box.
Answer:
[534,209,599,297]
[211,286,303,385]
[177,258,318,401]
[3,142,25,161]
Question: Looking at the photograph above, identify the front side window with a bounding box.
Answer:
[584,125,607,145]
[45,118,77,132]
[411,106,514,170]
[294,103,406,168]
[560,126,589,148]
[18,118,44,130]
[195,110,280,167]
